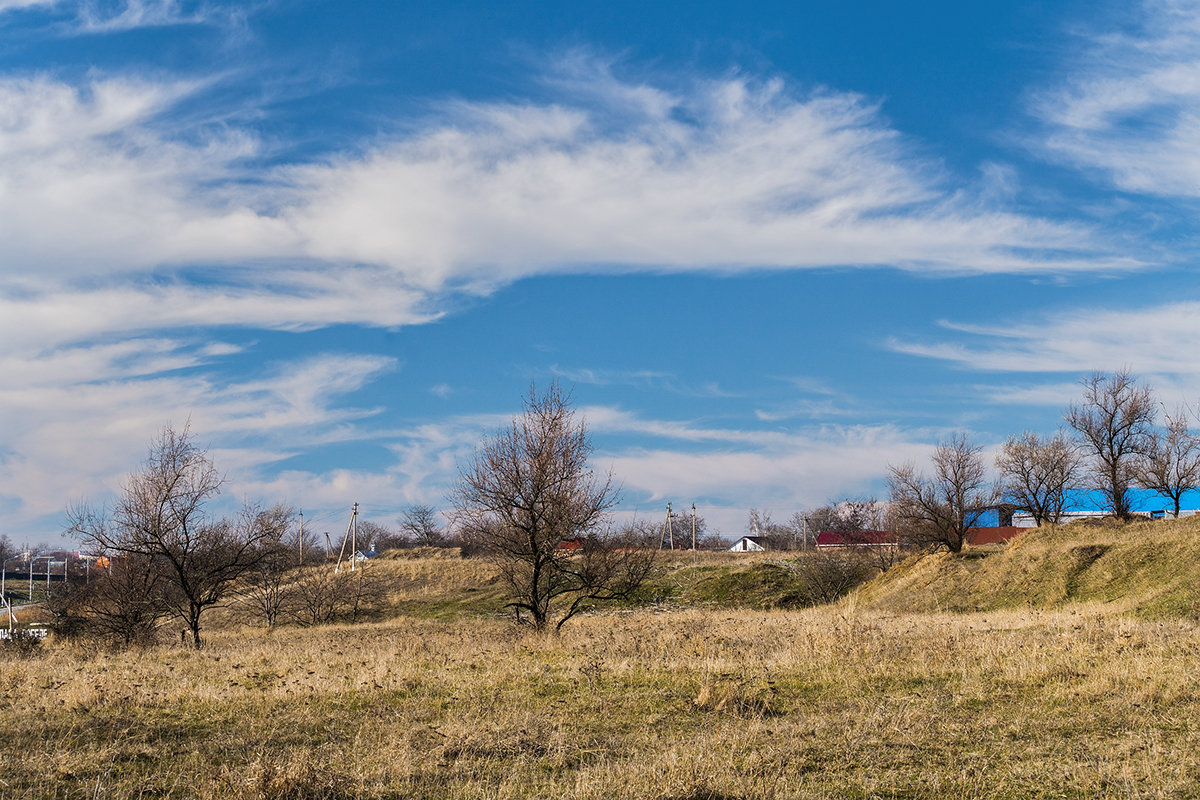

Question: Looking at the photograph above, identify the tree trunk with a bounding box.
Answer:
[188,605,202,649]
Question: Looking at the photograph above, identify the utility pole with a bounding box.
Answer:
[661,502,675,550]
[298,510,304,565]
[334,503,359,573]
[691,503,697,551]
[351,502,358,571]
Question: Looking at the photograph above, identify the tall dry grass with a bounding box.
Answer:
[4,598,1200,798]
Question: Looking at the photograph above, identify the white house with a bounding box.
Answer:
[728,535,768,552]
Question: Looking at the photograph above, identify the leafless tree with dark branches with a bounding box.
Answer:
[1065,370,1157,520]
[996,430,1083,526]
[81,554,173,646]
[887,434,994,553]
[241,534,298,628]
[399,504,445,547]
[783,548,875,605]
[452,384,654,632]
[1141,406,1200,518]
[68,425,291,648]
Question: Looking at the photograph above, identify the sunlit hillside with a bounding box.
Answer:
[858,515,1200,619]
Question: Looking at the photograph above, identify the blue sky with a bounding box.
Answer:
[3,0,1200,543]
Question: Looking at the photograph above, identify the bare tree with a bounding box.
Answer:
[804,498,888,534]
[42,581,90,640]
[783,512,813,549]
[783,548,874,604]
[284,560,387,626]
[800,498,902,569]
[241,535,297,628]
[1066,370,1157,520]
[399,504,445,547]
[287,566,343,626]
[684,511,708,549]
[79,555,173,646]
[68,425,291,648]
[747,508,795,550]
[354,519,392,552]
[887,434,994,553]
[1140,406,1200,518]
[452,384,654,632]
[995,430,1083,526]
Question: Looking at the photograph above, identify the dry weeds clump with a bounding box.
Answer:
[3,602,1200,798]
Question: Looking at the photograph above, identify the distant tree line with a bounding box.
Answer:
[886,369,1200,553]
[55,426,408,648]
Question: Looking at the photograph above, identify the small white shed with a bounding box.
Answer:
[728,535,768,552]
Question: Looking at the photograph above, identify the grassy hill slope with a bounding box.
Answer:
[367,550,814,619]
[857,515,1200,618]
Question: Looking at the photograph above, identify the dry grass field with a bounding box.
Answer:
[6,529,1200,799]
[5,602,1200,798]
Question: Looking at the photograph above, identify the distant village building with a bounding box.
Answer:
[1010,509,1193,528]
[814,531,898,549]
[728,535,768,552]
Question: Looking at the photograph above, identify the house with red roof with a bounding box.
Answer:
[815,531,898,549]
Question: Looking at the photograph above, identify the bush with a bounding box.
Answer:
[0,628,44,658]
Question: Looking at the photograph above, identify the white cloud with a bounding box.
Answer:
[0,65,1131,359]
[0,0,56,10]
[1034,0,1200,197]
[0,0,230,33]
[601,423,934,517]
[76,0,214,32]
[889,301,1200,375]
[549,365,672,387]
[0,347,396,534]
[286,74,1117,284]
[971,381,1084,408]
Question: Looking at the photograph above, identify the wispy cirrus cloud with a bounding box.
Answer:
[549,365,738,398]
[1034,0,1200,197]
[287,69,1119,285]
[0,0,54,10]
[0,61,1131,352]
[549,366,672,388]
[0,348,396,532]
[889,301,1200,375]
[0,0,234,33]
[76,0,219,32]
